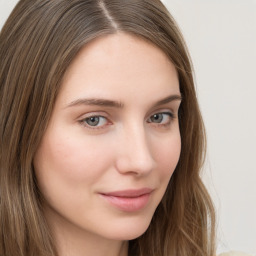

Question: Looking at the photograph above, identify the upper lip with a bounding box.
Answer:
[100,188,153,198]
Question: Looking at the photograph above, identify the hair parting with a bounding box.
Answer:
[0,1,216,255]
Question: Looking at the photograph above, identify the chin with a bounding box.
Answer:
[100,213,153,241]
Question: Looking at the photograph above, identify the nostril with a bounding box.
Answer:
[115,127,155,175]
[115,148,155,175]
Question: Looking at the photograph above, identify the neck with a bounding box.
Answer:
[45,208,129,256]
[56,235,128,256]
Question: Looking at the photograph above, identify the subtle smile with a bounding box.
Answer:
[99,188,153,212]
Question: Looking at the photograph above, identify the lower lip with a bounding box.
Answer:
[100,193,151,212]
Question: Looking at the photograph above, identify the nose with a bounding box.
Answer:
[115,125,155,176]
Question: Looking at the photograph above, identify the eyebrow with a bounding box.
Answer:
[66,94,182,109]
[66,98,124,108]
[154,94,182,106]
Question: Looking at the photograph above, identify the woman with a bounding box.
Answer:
[0,0,215,255]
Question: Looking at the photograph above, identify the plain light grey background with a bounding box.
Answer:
[1,0,256,254]
[164,1,256,254]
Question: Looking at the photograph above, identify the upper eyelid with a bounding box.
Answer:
[77,109,176,120]
[78,109,174,117]
[148,111,173,118]
[149,102,179,113]
[80,114,110,123]
[77,111,110,120]
[148,109,175,118]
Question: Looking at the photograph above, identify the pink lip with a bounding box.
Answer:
[99,188,153,212]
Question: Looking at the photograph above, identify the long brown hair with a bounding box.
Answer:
[0,0,216,255]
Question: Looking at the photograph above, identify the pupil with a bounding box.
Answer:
[87,117,99,126]
[152,114,163,123]
[154,114,159,120]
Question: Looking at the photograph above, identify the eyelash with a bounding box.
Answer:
[79,115,111,130]
[79,111,175,130]
[147,112,174,127]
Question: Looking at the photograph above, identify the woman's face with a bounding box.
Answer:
[34,33,181,242]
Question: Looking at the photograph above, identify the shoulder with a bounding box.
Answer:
[218,251,253,256]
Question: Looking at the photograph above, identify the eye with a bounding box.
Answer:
[147,112,174,125]
[80,115,108,128]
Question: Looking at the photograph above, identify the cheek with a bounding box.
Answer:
[33,129,116,202]
[154,133,181,181]
[36,132,110,175]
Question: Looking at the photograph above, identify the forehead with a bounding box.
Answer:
[58,33,179,106]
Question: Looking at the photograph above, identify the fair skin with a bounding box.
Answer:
[34,33,181,256]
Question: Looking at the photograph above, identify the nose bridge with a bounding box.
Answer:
[116,122,155,175]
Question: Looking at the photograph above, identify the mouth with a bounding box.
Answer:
[99,188,153,212]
